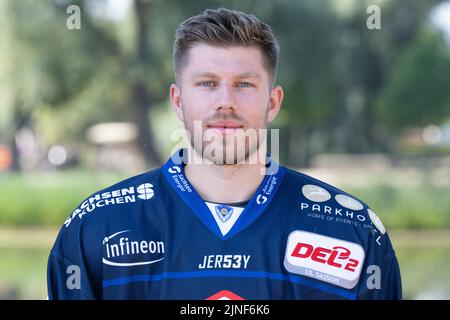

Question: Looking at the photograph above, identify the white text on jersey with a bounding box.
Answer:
[198,255,251,269]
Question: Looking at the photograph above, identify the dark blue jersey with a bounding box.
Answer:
[47,149,402,300]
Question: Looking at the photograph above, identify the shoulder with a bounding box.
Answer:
[283,167,370,207]
[282,166,390,250]
[62,167,163,230]
[50,167,164,263]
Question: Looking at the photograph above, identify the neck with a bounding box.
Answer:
[184,145,268,203]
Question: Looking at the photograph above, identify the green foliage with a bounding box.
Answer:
[0,248,49,299]
[273,0,341,126]
[395,246,450,299]
[1,0,450,164]
[345,183,450,229]
[376,29,450,130]
[0,171,129,226]
[0,171,448,229]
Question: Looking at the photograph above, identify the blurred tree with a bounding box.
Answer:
[321,0,447,156]
[376,29,450,130]
[275,0,448,165]
[2,0,449,170]
[5,0,172,169]
[269,0,341,165]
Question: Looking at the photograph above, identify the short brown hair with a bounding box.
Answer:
[173,8,280,86]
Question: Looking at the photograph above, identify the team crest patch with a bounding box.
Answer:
[215,205,233,223]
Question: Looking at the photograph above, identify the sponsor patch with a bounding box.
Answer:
[102,230,165,267]
[284,230,365,289]
[256,194,268,205]
[335,194,364,211]
[301,184,331,202]
[64,183,155,227]
[368,209,386,235]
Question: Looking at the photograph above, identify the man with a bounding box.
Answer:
[47,8,402,300]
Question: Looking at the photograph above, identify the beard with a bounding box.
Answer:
[185,117,267,166]
[202,129,261,165]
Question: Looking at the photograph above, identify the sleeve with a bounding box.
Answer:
[47,208,102,300]
[357,253,402,300]
[47,249,97,299]
[356,230,402,300]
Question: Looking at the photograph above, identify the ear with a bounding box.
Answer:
[170,83,184,122]
[267,85,284,123]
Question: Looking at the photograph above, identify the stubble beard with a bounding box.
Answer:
[185,121,267,166]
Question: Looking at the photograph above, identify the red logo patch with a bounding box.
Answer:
[206,290,245,300]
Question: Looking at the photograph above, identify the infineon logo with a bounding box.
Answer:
[64,183,155,227]
[102,230,164,267]
[283,230,365,289]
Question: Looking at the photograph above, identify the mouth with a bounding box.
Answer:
[207,121,244,132]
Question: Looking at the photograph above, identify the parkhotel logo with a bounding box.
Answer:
[169,121,280,174]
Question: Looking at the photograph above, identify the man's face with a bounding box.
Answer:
[170,44,283,165]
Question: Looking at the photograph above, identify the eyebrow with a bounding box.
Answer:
[193,71,261,79]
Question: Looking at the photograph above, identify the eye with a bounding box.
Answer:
[198,81,217,87]
[237,82,253,88]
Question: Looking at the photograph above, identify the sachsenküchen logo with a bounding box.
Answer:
[64,183,155,227]
[102,230,165,267]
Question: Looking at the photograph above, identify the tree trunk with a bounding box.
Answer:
[10,98,31,172]
[131,83,162,166]
[132,0,162,166]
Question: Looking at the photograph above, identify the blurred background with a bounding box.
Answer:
[0,0,449,300]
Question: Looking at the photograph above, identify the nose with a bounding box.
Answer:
[215,84,237,112]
